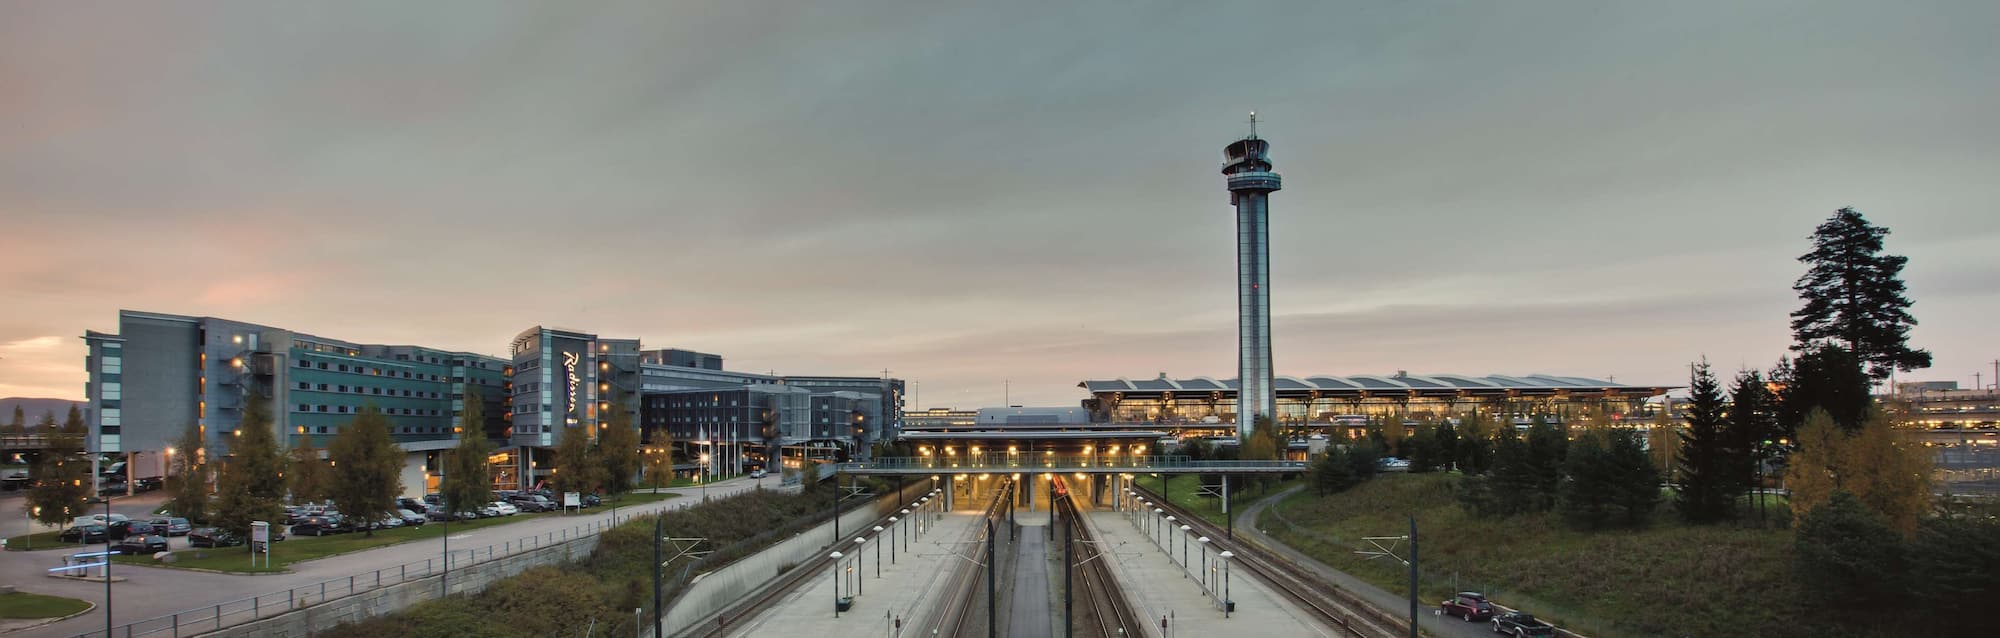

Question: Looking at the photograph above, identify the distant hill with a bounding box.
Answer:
[0,398,85,423]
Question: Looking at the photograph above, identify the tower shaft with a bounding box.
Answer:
[1222,135,1281,437]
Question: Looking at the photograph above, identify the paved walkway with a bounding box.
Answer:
[724,509,983,638]
[1235,486,1493,638]
[1010,511,1053,638]
[1,477,782,638]
[1083,503,1333,638]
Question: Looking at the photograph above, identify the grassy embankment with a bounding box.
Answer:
[0,592,92,619]
[1260,473,1838,638]
[101,491,678,573]
[1156,474,1298,526]
[322,487,836,638]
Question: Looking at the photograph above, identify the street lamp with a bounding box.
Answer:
[698,453,711,502]
[898,509,911,545]
[829,551,844,617]
[873,526,886,569]
[1166,516,1179,565]
[854,537,868,592]
[1197,537,1211,590]
[1153,508,1164,546]
[1218,550,1235,617]
[1179,524,1192,576]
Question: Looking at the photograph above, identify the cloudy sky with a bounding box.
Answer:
[2,1,1995,407]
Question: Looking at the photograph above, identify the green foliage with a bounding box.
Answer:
[1241,416,1281,460]
[163,422,209,522]
[1795,491,1907,608]
[1677,359,1741,523]
[597,397,643,496]
[1310,441,1380,495]
[1774,344,1873,433]
[62,405,83,433]
[35,410,55,432]
[1406,420,1443,472]
[26,412,88,527]
[1560,430,1659,529]
[1455,414,1495,475]
[286,436,330,504]
[1906,510,2000,635]
[1790,207,1930,380]
[551,424,604,496]
[442,389,494,514]
[1524,420,1567,510]
[212,394,288,539]
[5,404,22,435]
[326,405,403,536]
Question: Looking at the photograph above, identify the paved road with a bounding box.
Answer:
[1233,486,1493,638]
[1,476,783,638]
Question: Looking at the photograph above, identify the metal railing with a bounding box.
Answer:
[69,507,673,638]
[836,455,1306,473]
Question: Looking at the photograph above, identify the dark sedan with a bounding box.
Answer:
[290,516,350,536]
[115,534,169,555]
[188,527,242,548]
[59,524,109,544]
[148,517,193,537]
[106,520,159,541]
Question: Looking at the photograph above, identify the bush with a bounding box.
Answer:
[1794,491,1907,609]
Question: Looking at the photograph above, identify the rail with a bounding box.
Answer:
[68,508,662,638]
[1054,479,1142,638]
[838,456,1305,474]
[1125,482,1393,638]
[924,477,1014,638]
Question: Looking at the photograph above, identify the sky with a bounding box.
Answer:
[2,1,1996,408]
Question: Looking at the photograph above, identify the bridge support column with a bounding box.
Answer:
[1222,474,1232,539]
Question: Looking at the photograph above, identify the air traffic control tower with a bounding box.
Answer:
[1224,117,1282,436]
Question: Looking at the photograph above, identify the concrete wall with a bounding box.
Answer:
[662,481,931,637]
[202,534,601,637]
[399,452,427,499]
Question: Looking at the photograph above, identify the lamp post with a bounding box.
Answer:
[1179,524,1192,576]
[829,551,844,618]
[698,453,711,502]
[1219,550,1235,617]
[887,518,899,564]
[872,526,884,574]
[853,537,867,594]
[1197,537,1211,591]
[1153,508,1164,547]
[1165,516,1179,565]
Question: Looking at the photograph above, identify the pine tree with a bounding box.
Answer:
[1795,491,1909,607]
[211,395,288,540]
[1558,432,1613,529]
[1433,420,1460,472]
[286,436,330,504]
[163,422,209,522]
[1677,360,1738,523]
[326,405,403,536]
[1524,419,1567,511]
[1311,447,1354,496]
[1775,345,1873,433]
[63,405,84,433]
[1455,413,1494,475]
[6,404,23,435]
[1727,369,1778,510]
[1606,429,1662,527]
[442,389,494,516]
[35,410,56,433]
[1791,207,1930,380]
[597,396,643,496]
[27,413,89,528]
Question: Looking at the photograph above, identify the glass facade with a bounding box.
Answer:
[1224,136,1280,435]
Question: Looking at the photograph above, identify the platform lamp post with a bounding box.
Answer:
[1165,516,1179,565]
[872,526,885,571]
[898,508,910,545]
[1179,524,1192,576]
[1153,508,1164,547]
[829,551,844,618]
[853,537,867,593]
[1218,550,1235,618]
[1197,537,1211,591]
[887,518,899,564]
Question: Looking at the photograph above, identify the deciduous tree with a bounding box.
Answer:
[163,422,209,522]
[597,398,643,496]
[1790,207,1930,380]
[442,389,494,516]
[211,395,288,540]
[1783,409,1932,534]
[286,436,330,504]
[26,413,89,528]
[551,424,604,497]
[326,405,403,536]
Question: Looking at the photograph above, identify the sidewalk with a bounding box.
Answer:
[725,510,983,638]
[1084,507,1334,638]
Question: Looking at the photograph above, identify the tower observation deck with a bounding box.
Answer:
[1223,119,1282,437]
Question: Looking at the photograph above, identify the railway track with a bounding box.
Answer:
[922,479,1011,638]
[1129,482,1403,638]
[1055,479,1144,638]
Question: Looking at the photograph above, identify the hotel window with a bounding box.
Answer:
[317,383,328,391]
[338,364,349,372]
[338,406,349,414]
[318,362,328,370]
[338,385,348,393]
[298,359,310,368]
[317,405,329,412]
[298,404,309,412]
[317,426,328,434]
[297,382,309,390]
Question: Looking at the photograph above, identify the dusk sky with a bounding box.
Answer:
[2,1,1995,408]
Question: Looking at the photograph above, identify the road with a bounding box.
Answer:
[0,476,781,638]
[1232,486,1496,638]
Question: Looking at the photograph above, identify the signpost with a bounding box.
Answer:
[563,491,581,512]
[250,521,271,569]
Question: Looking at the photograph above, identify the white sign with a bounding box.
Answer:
[563,492,581,508]
[251,521,270,555]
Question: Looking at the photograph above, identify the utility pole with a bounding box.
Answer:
[1408,514,1419,638]
[652,516,663,638]
[986,517,998,638]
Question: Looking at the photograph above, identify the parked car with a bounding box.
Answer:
[1377,458,1412,472]
[1442,592,1495,622]
[580,493,602,507]
[106,520,160,541]
[509,494,556,512]
[132,476,164,492]
[60,524,109,544]
[750,469,768,479]
[394,509,427,527]
[148,517,193,537]
[96,480,129,496]
[397,498,426,513]
[115,534,169,555]
[1491,611,1556,637]
[483,501,519,517]
[425,505,478,522]
[290,516,350,536]
[372,514,404,529]
[188,527,240,548]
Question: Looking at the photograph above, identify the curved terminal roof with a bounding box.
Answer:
[1080,374,1670,398]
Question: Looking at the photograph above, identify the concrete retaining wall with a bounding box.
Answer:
[202,535,602,637]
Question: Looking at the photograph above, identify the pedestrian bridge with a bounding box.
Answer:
[834,455,1305,475]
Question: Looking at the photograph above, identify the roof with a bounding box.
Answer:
[900,430,1168,441]
[1080,374,1671,397]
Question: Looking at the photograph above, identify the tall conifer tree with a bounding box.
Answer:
[1677,360,1738,523]
[1791,207,1930,380]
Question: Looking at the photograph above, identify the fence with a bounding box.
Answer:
[69,506,678,638]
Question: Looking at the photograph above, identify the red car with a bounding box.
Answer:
[1441,592,1495,621]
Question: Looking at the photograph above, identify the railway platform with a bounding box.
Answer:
[722,509,985,638]
[1083,507,1336,638]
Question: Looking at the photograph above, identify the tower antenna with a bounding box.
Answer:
[1247,111,1259,140]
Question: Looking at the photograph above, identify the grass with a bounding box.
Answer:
[1155,474,1298,526]
[0,591,92,619]
[1258,473,1844,638]
[3,530,75,551]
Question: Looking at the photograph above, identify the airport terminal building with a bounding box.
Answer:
[1079,372,1671,431]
